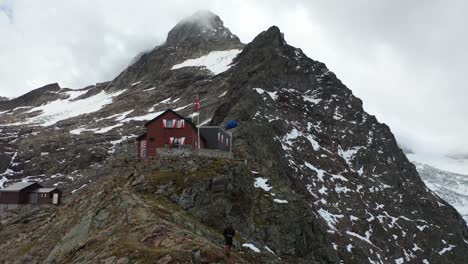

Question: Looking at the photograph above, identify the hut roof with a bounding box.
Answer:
[136,132,147,141]
[1,182,39,192]
[144,109,198,130]
[136,109,207,143]
[31,188,58,193]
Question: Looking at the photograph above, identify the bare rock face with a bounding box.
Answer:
[119,10,243,87]
[0,162,259,263]
[0,10,467,263]
[210,25,468,263]
[166,10,241,48]
[0,83,62,111]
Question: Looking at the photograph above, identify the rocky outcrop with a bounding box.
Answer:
[210,25,468,262]
[0,83,62,111]
[0,160,258,263]
[112,10,243,90]
[132,157,338,262]
[166,10,241,49]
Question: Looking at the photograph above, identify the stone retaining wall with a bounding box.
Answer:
[112,144,233,160]
[155,148,233,159]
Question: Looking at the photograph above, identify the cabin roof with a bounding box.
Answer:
[144,109,198,130]
[136,109,207,142]
[136,133,147,141]
[200,126,231,136]
[200,126,224,131]
[30,188,58,193]
[1,182,39,192]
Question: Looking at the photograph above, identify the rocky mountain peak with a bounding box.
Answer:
[0,83,62,111]
[122,10,243,80]
[180,10,221,28]
[252,26,286,47]
[165,10,241,47]
[231,25,290,69]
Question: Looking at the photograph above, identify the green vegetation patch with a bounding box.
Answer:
[148,159,231,191]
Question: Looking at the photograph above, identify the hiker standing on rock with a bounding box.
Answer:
[223,223,235,257]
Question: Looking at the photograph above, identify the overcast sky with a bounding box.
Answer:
[1,0,467,156]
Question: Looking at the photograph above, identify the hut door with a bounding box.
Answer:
[28,193,38,204]
[52,193,59,204]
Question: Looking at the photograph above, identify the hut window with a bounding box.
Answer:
[170,137,185,145]
[176,119,185,128]
[41,193,47,197]
[165,119,174,128]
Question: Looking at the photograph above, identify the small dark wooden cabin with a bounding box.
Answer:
[136,109,206,158]
[199,126,232,152]
[0,182,62,205]
[30,188,62,205]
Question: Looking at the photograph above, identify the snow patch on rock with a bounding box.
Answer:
[254,177,272,191]
[318,208,344,231]
[273,198,288,204]
[120,111,165,122]
[171,49,242,75]
[242,243,260,253]
[26,89,125,126]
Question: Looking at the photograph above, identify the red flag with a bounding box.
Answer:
[195,96,200,111]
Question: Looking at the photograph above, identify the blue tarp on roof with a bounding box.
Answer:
[226,120,238,130]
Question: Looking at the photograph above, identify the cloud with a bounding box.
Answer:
[0,0,213,96]
[1,0,467,155]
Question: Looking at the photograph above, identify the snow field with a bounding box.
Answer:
[171,49,242,75]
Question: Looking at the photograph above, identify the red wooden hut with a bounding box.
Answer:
[136,109,206,158]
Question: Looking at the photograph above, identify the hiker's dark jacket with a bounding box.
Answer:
[223,227,235,245]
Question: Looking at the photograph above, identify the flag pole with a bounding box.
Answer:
[229,131,232,153]
[197,94,200,149]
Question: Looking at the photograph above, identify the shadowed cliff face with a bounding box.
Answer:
[0,10,467,263]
